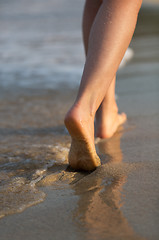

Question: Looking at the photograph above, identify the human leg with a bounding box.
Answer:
[65,0,142,171]
[82,0,127,139]
[95,78,127,139]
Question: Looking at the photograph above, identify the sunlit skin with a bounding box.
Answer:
[82,0,127,139]
[64,0,142,171]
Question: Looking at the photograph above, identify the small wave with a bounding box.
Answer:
[0,176,45,219]
[0,143,70,218]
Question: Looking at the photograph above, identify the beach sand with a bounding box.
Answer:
[0,0,159,239]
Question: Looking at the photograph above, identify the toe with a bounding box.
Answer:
[118,112,127,125]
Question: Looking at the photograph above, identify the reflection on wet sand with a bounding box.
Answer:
[97,128,124,164]
[71,132,144,240]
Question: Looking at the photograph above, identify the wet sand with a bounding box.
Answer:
[0,0,159,240]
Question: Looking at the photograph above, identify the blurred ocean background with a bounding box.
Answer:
[0,0,85,91]
[1,0,158,92]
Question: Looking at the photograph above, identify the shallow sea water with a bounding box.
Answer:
[0,1,159,240]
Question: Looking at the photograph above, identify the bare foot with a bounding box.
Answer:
[96,101,127,139]
[64,105,101,171]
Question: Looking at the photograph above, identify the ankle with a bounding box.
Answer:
[64,103,94,135]
[64,105,80,129]
[96,99,118,120]
[65,101,95,123]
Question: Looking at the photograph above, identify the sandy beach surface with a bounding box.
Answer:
[0,0,159,239]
